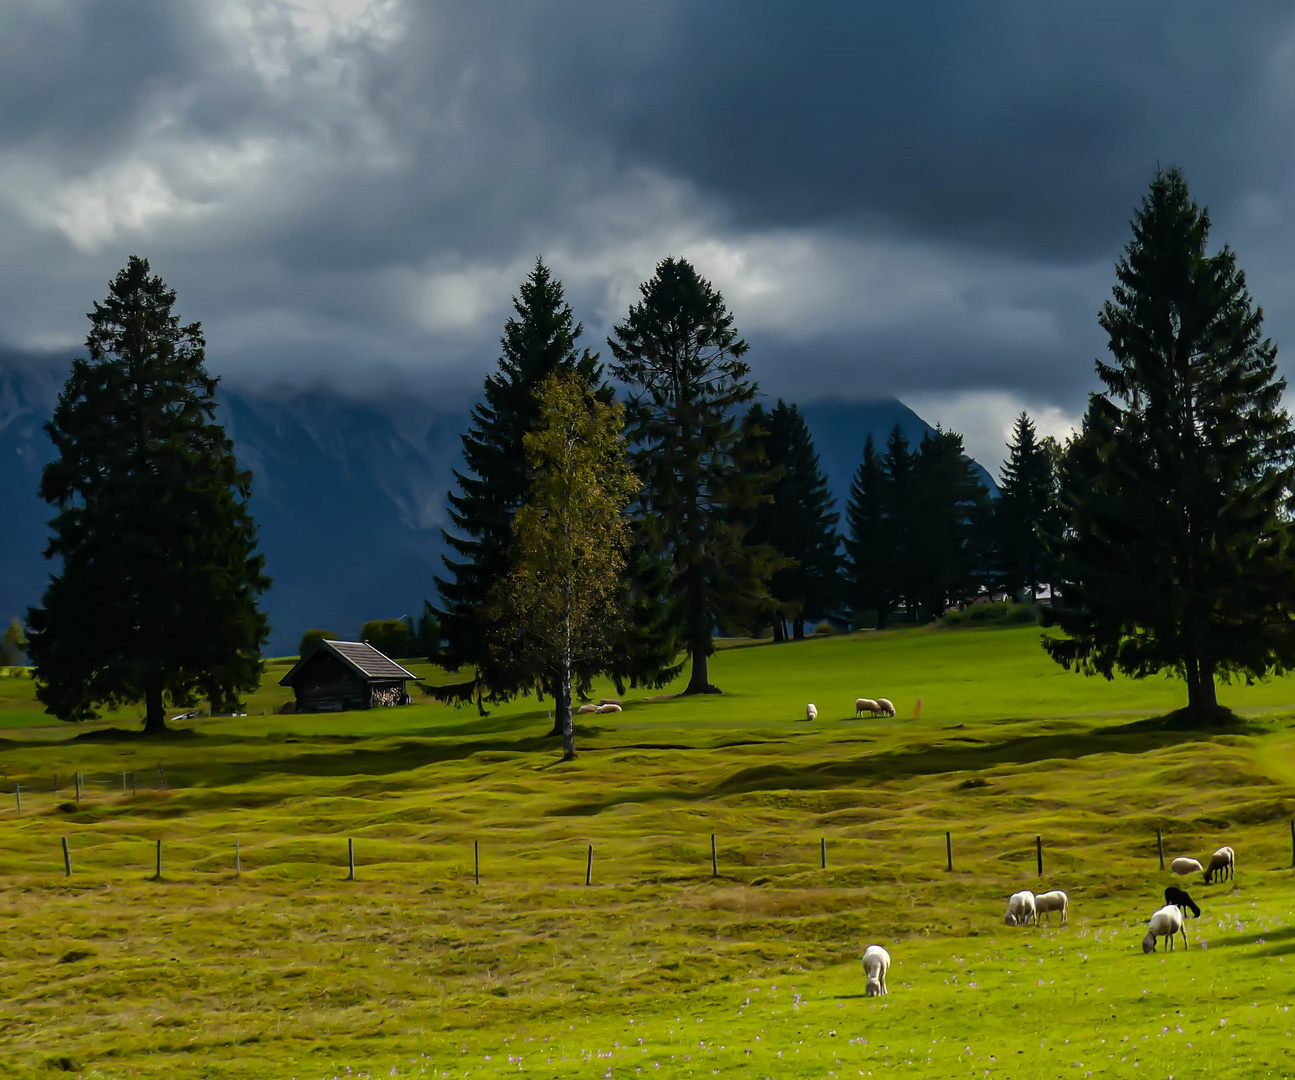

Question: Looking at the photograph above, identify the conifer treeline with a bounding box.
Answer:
[434,257,1066,713]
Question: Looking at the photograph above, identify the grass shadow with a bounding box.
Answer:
[74,726,199,742]
[555,719,1246,815]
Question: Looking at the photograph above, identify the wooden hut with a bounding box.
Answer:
[279,640,416,713]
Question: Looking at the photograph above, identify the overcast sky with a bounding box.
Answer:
[4,1,1295,469]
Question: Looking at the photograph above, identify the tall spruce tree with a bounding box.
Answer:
[997,412,1057,600]
[844,433,898,628]
[608,257,776,694]
[1045,168,1295,715]
[436,259,602,714]
[908,428,992,619]
[882,426,920,621]
[743,400,840,639]
[25,257,269,733]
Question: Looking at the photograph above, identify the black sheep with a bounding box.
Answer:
[1164,885,1201,919]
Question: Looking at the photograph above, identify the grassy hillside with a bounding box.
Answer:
[0,625,1293,1078]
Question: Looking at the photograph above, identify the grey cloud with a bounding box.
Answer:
[1,0,1294,440]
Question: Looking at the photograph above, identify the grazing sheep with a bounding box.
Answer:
[862,945,891,996]
[806,703,818,721]
[1005,890,1037,926]
[875,697,896,717]
[576,703,600,715]
[1204,845,1235,884]
[855,697,879,718]
[1142,904,1188,953]
[1034,889,1069,926]
[1163,885,1201,919]
[1170,857,1203,876]
[595,703,622,714]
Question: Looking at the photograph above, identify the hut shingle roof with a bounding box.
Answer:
[278,640,417,686]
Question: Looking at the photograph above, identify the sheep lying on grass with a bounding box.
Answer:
[576,703,600,715]
[595,703,622,714]
[1034,889,1069,926]
[1142,904,1187,952]
[1170,857,1203,875]
[1204,845,1235,884]
[862,945,891,996]
[855,697,879,717]
[1005,890,1036,926]
[1164,885,1200,919]
[806,703,818,721]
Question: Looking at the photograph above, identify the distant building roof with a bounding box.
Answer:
[279,640,417,686]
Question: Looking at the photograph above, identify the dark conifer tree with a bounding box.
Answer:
[908,428,992,618]
[742,400,840,639]
[604,523,684,692]
[844,433,898,628]
[25,257,269,734]
[609,257,776,694]
[1045,168,1295,715]
[435,259,602,714]
[881,426,920,621]
[997,412,1057,600]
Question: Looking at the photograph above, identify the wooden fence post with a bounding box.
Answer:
[586,844,593,886]
[946,830,953,872]
[62,837,72,877]
[347,838,355,881]
[1036,835,1043,878]
[154,839,162,881]
[474,840,479,885]
[711,833,718,877]
[235,837,241,877]
[820,837,826,870]
[1157,827,1165,871]
[14,782,20,817]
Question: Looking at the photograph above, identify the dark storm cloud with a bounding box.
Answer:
[2,0,1295,461]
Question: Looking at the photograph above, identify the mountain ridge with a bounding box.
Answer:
[0,357,996,653]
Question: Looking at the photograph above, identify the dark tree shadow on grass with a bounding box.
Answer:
[552,711,1266,816]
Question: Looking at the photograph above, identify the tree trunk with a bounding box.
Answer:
[475,681,489,718]
[1184,656,1201,711]
[1197,660,1218,710]
[793,614,806,640]
[558,664,575,761]
[143,681,167,736]
[772,616,786,643]
[1184,656,1219,715]
[682,646,721,695]
[547,677,564,736]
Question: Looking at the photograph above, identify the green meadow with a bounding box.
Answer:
[1,624,1294,1079]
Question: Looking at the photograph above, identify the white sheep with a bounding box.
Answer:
[576,703,600,715]
[1204,845,1234,883]
[595,702,622,714]
[862,945,890,996]
[806,703,818,721]
[1142,904,1187,952]
[1034,889,1069,926]
[1170,857,1203,876]
[855,697,879,718]
[1004,890,1036,926]
[874,697,896,717]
